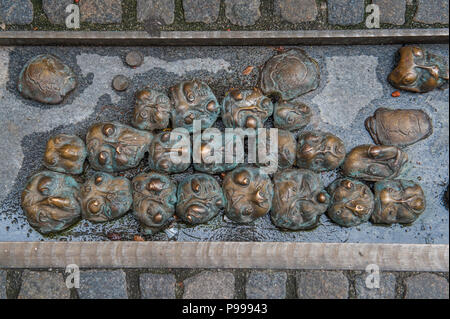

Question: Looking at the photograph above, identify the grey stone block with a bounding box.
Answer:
[137,0,175,25]
[43,0,73,25]
[0,0,33,25]
[78,270,128,299]
[79,0,122,24]
[296,271,349,299]
[373,0,406,25]
[276,0,319,23]
[183,271,235,299]
[355,272,397,299]
[0,270,6,299]
[405,273,449,299]
[414,0,449,24]
[327,0,365,25]
[246,271,287,299]
[140,273,176,299]
[183,0,221,24]
[225,0,261,26]
[18,271,70,299]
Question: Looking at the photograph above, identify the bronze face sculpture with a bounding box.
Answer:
[327,178,374,227]
[132,172,177,234]
[296,131,346,172]
[273,100,312,131]
[388,46,449,93]
[80,172,133,223]
[260,49,320,100]
[176,174,225,224]
[18,54,77,104]
[365,108,433,148]
[21,171,81,234]
[222,88,274,129]
[43,134,87,175]
[257,129,297,171]
[132,89,172,131]
[148,129,191,174]
[86,122,153,173]
[371,179,425,225]
[343,145,408,182]
[271,169,330,230]
[223,167,274,224]
[170,80,220,132]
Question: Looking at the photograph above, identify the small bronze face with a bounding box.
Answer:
[371,179,426,225]
[388,46,449,93]
[273,100,312,131]
[260,49,320,100]
[132,173,177,234]
[223,167,274,224]
[327,178,374,227]
[43,134,87,175]
[86,122,153,172]
[170,80,220,132]
[222,88,274,129]
[257,129,297,171]
[80,172,132,223]
[148,129,191,174]
[271,169,329,230]
[21,171,81,234]
[132,89,172,131]
[296,131,346,172]
[343,145,408,182]
[176,174,225,224]
[365,108,433,148]
[18,54,77,105]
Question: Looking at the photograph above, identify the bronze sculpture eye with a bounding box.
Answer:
[98,151,109,165]
[37,176,52,195]
[402,72,417,85]
[94,176,103,185]
[139,110,148,119]
[87,199,101,214]
[234,171,251,186]
[191,179,201,193]
[412,47,423,57]
[102,124,116,137]
[206,101,217,112]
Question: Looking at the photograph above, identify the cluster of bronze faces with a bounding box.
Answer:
[20,46,448,235]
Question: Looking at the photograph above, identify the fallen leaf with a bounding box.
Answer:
[242,66,254,75]
[134,235,145,242]
[391,91,401,97]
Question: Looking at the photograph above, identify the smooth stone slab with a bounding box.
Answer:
[225,0,261,26]
[0,270,6,299]
[246,271,287,299]
[276,0,318,23]
[78,270,128,299]
[18,271,70,299]
[296,271,349,299]
[183,0,220,24]
[373,0,406,25]
[414,0,449,24]
[405,273,449,299]
[137,0,175,25]
[140,273,176,299]
[355,272,397,299]
[183,271,235,299]
[0,0,33,25]
[43,0,72,25]
[327,0,365,25]
[79,0,122,24]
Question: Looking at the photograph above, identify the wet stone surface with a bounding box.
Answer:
[18,271,70,299]
[296,271,349,299]
[414,0,449,25]
[140,273,176,299]
[373,0,406,25]
[246,271,287,299]
[355,272,396,299]
[183,271,235,299]
[0,270,6,299]
[225,0,261,26]
[183,0,221,24]
[405,273,449,299]
[78,270,128,299]
[42,0,72,25]
[0,0,33,25]
[137,0,175,25]
[275,0,318,23]
[327,0,365,26]
[79,0,122,24]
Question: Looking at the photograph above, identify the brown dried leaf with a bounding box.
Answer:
[242,66,254,75]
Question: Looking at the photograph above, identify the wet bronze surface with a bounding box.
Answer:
[80,172,133,223]
[86,122,153,172]
[273,100,312,131]
[43,134,87,175]
[365,107,433,147]
[170,80,220,133]
[132,88,171,131]
[148,129,192,174]
[176,174,225,225]
[132,172,177,234]
[296,131,346,172]
[271,169,330,230]
[222,87,274,129]
[327,178,374,227]
[21,171,81,234]
[18,54,77,105]
[388,46,449,93]
[223,167,274,224]
[343,145,408,182]
[372,179,425,225]
[260,49,320,100]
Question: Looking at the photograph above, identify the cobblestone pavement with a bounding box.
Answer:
[0,0,448,31]
[0,268,448,299]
